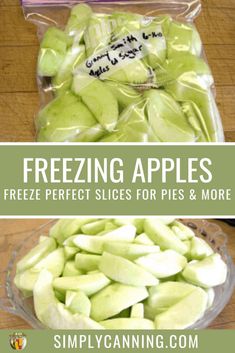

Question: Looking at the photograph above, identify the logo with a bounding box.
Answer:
[9,333,27,351]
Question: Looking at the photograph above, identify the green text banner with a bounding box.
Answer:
[1,330,235,353]
[0,144,234,216]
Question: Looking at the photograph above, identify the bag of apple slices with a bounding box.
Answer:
[22,0,224,143]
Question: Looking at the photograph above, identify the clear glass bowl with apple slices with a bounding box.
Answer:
[0,219,234,329]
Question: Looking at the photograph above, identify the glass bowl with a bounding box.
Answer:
[0,219,234,329]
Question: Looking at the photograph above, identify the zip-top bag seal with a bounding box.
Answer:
[21,0,224,143]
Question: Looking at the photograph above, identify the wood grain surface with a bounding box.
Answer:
[0,219,234,329]
[0,0,235,141]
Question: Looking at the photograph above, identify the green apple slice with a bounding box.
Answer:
[181,101,209,142]
[114,218,144,234]
[99,99,160,142]
[189,237,214,260]
[99,252,158,286]
[108,59,150,85]
[130,303,144,318]
[167,21,202,58]
[73,225,136,254]
[41,302,103,329]
[14,270,39,292]
[163,54,211,81]
[38,27,68,77]
[115,100,152,142]
[38,49,64,77]
[53,272,111,296]
[165,73,218,142]
[73,75,119,131]
[144,219,188,254]
[65,4,92,45]
[84,14,112,57]
[64,246,79,260]
[146,281,196,318]
[103,242,160,260]
[145,89,195,142]
[171,220,195,240]
[141,17,169,68]
[63,261,83,277]
[65,290,91,316]
[33,248,64,272]
[104,81,142,111]
[16,237,56,273]
[74,124,106,142]
[101,318,154,329]
[90,283,148,321]
[50,218,95,244]
[104,221,117,231]
[102,225,136,242]
[53,45,86,95]
[154,287,208,329]
[37,92,97,143]
[112,11,142,40]
[134,233,154,245]
[81,219,108,235]
[135,250,187,278]
[75,253,101,271]
[34,270,59,323]
[63,235,79,247]
[182,253,227,288]
[73,235,104,254]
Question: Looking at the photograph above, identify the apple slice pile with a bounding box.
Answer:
[14,218,227,329]
[36,4,222,143]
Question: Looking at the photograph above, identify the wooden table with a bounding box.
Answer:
[0,219,234,329]
[0,0,235,141]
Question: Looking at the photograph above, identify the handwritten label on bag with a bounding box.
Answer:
[75,24,165,83]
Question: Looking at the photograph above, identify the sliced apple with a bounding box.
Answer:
[81,219,108,235]
[65,3,92,45]
[103,241,160,260]
[75,253,101,271]
[145,89,195,142]
[37,92,97,143]
[134,233,154,246]
[144,219,188,254]
[104,81,142,111]
[130,303,144,318]
[90,283,148,321]
[73,74,119,132]
[182,253,227,288]
[99,252,158,286]
[167,21,202,57]
[53,45,86,95]
[16,237,56,273]
[63,260,83,277]
[38,27,68,77]
[53,272,110,296]
[101,318,154,329]
[154,287,208,329]
[50,218,95,244]
[135,250,187,278]
[65,290,91,316]
[189,237,214,260]
[146,281,196,319]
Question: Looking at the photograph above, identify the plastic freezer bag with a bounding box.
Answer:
[22,0,224,143]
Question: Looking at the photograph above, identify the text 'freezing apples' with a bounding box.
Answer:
[14,218,228,329]
[36,3,223,143]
